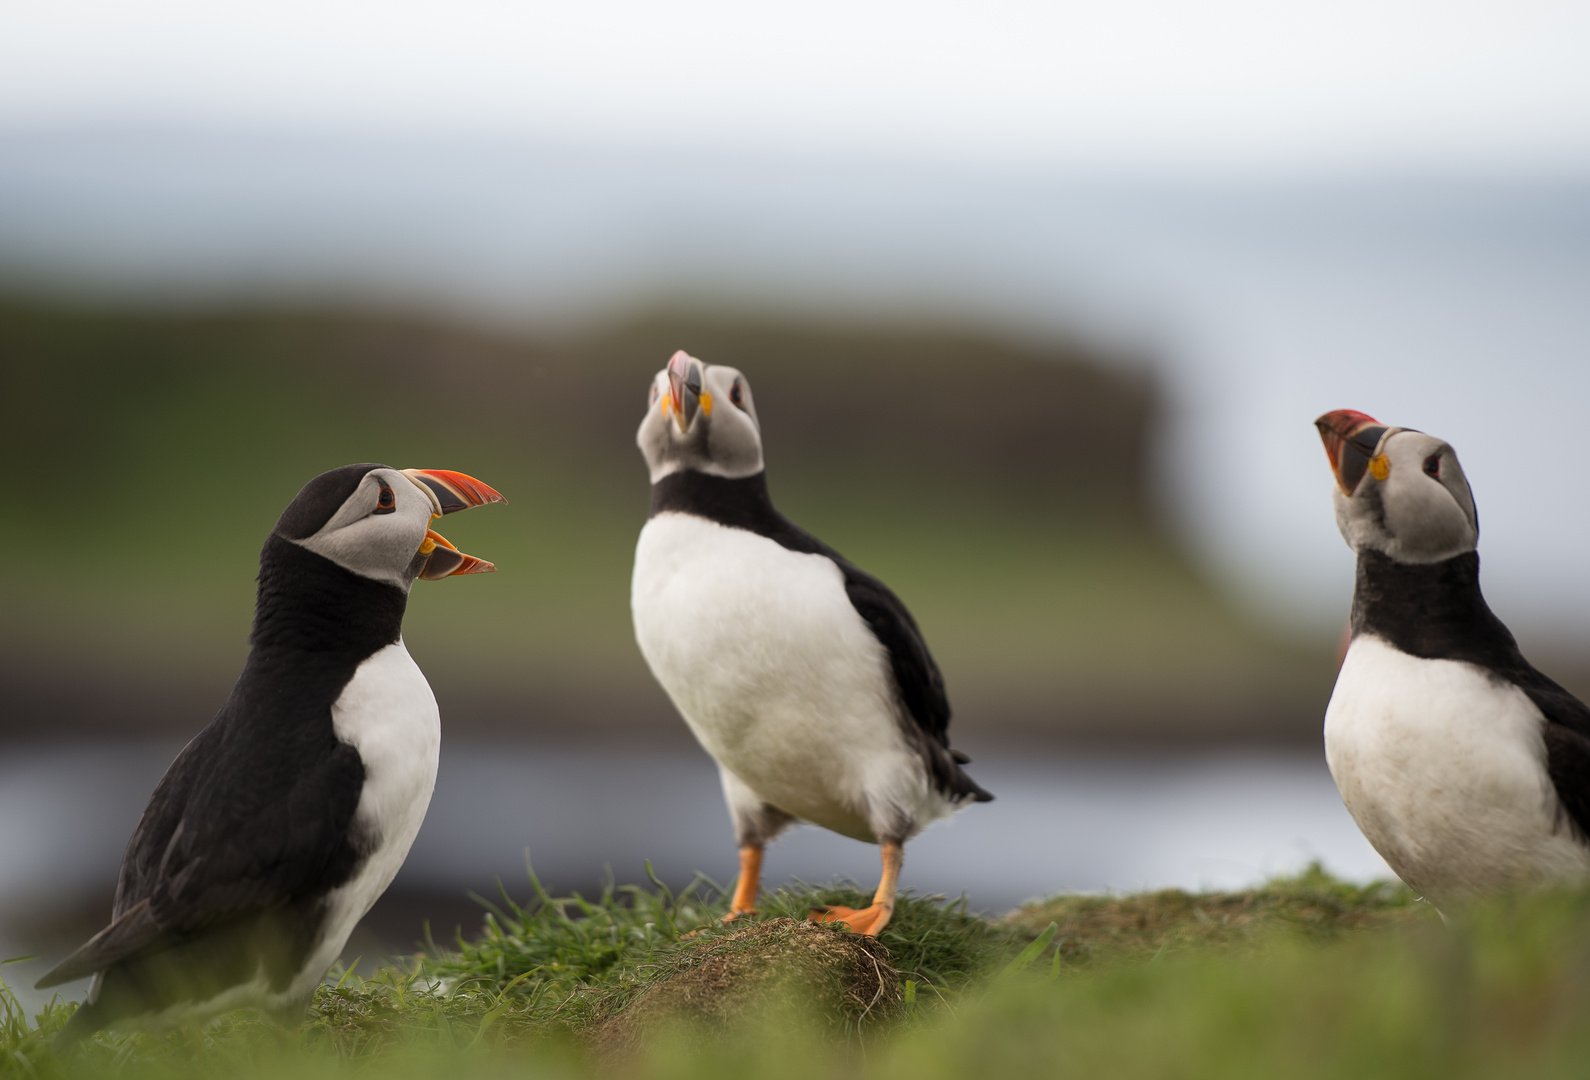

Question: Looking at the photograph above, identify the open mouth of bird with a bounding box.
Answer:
[401,468,507,579]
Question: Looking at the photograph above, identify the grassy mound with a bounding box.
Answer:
[13,868,1590,1078]
[591,918,900,1058]
[420,869,1004,1028]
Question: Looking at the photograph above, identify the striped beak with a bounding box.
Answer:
[401,469,507,580]
[667,350,704,433]
[1314,410,1390,496]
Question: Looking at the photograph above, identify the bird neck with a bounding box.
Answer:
[249,534,408,658]
[649,469,784,532]
[1351,549,1518,663]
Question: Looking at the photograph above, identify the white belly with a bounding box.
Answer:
[632,513,947,841]
[1324,634,1590,904]
[286,640,441,999]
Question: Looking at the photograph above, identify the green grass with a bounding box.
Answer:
[16,867,1590,1079]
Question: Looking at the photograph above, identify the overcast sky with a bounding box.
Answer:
[4,0,1589,173]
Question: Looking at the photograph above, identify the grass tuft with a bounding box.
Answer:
[421,865,1011,1029]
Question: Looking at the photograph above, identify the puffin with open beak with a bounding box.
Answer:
[632,350,992,937]
[38,464,504,1042]
[1316,410,1590,911]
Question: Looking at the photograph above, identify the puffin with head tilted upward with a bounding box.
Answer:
[1316,410,1590,910]
[631,350,991,936]
[36,463,504,1042]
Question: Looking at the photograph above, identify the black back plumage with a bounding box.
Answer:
[40,464,407,1036]
[1351,549,1590,841]
[651,469,992,805]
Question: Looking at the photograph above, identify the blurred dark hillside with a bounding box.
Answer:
[0,300,1335,743]
[1,306,1157,506]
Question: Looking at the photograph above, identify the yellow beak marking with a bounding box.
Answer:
[1369,454,1391,482]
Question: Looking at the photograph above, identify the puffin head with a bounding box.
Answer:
[1315,410,1478,564]
[636,350,764,483]
[273,463,506,590]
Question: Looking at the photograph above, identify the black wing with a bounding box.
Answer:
[37,698,366,989]
[839,563,992,804]
[1509,666,1590,842]
[840,568,949,744]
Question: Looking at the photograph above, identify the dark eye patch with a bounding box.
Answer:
[1423,454,1441,478]
[730,379,745,409]
[374,482,397,515]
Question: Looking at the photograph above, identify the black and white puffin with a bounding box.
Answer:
[631,350,991,936]
[36,464,505,1041]
[1316,410,1590,909]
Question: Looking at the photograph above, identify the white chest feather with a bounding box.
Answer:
[291,640,440,996]
[632,513,945,840]
[1324,634,1590,903]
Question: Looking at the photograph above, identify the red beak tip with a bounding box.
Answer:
[1315,408,1382,433]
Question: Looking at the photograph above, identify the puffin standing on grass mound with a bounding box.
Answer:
[631,350,992,937]
[1315,410,1590,909]
[36,464,505,1042]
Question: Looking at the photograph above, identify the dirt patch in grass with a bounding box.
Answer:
[592,918,901,1057]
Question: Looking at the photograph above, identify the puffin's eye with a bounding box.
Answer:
[374,483,397,515]
[730,380,745,409]
[650,384,659,405]
[1423,454,1441,478]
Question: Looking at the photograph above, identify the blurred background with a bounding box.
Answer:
[2,0,1588,1003]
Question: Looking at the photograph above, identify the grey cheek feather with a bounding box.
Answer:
[704,419,765,479]
[1381,467,1478,563]
[1336,484,1392,555]
[637,399,764,482]
[295,485,432,589]
[638,406,705,482]
[1339,469,1478,565]
[1333,487,1354,548]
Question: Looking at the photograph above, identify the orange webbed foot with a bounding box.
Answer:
[808,903,894,936]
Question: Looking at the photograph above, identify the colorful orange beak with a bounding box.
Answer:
[402,469,506,515]
[1314,410,1389,496]
[666,350,704,433]
[416,528,495,580]
[401,468,506,580]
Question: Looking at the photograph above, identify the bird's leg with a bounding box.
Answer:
[723,843,763,922]
[809,840,902,936]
